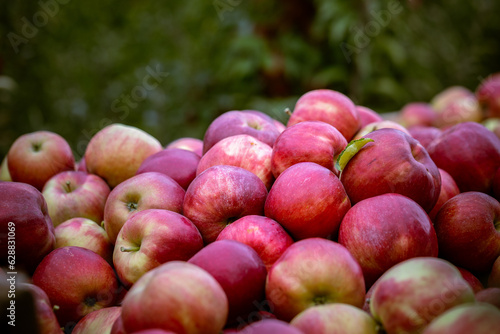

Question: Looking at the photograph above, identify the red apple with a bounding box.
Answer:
[110,315,126,334]
[76,157,87,172]
[244,109,286,133]
[428,168,460,221]
[130,330,177,334]
[352,120,410,140]
[489,256,500,288]
[72,306,121,334]
[0,155,11,181]
[476,72,500,118]
[457,267,484,293]
[475,288,500,309]
[240,319,304,334]
[399,102,437,128]
[431,86,483,128]
[407,125,442,151]
[356,105,383,128]
[165,137,203,157]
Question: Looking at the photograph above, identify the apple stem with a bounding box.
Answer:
[64,181,72,193]
[53,305,60,311]
[284,108,292,116]
[120,246,140,252]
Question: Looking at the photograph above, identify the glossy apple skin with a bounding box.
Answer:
[428,168,461,222]
[477,73,500,118]
[121,261,228,334]
[32,246,119,327]
[408,126,442,151]
[427,122,500,194]
[352,120,410,140]
[7,131,75,190]
[85,123,163,188]
[357,105,383,128]
[338,194,439,288]
[271,121,347,178]
[0,181,55,272]
[165,137,203,157]
[434,192,500,273]
[216,215,294,270]
[265,162,350,240]
[183,165,268,243]
[103,172,185,244]
[42,171,110,227]
[114,209,204,287]
[19,283,63,334]
[136,148,200,190]
[370,257,475,334]
[265,238,365,322]
[489,256,500,288]
[431,86,483,128]
[457,267,484,293]
[475,288,500,309]
[400,102,437,128]
[287,89,360,141]
[197,134,274,189]
[340,128,441,212]
[240,319,304,334]
[72,306,121,334]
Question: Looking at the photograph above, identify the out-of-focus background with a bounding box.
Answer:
[1,0,499,159]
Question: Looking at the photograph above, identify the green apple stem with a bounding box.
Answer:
[120,246,140,252]
[64,181,72,193]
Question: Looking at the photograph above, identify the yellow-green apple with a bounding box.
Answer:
[356,105,383,128]
[121,261,228,334]
[407,125,442,151]
[197,134,273,189]
[0,155,11,181]
[431,86,483,128]
[42,171,110,227]
[489,256,500,288]
[7,131,75,190]
[0,181,55,272]
[476,72,500,118]
[370,257,475,334]
[290,303,379,334]
[240,319,304,334]
[428,168,460,221]
[340,128,441,212]
[216,215,294,269]
[54,217,113,263]
[84,124,162,188]
[352,120,410,140]
[338,193,439,287]
[113,209,203,287]
[475,288,500,309]
[72,306,121,334]
[271,121,347,178]
[103,172,185,244]
[136,148,200,190]
[427,122,500,194]
[265,238,365,321]
[457,267,484,293]
[265,162,350,240]
[183,165,267,243]
[32,246,118,327]
[202,111,281,154]
[287,89,360,141]
[165,137,203,157]
[434,192,500,273]
[399,102,436,128]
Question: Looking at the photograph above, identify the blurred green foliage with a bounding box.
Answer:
[1,0,499,159]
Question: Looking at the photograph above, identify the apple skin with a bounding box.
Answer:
[113,209,204,288]
[240,319,304,334]
[370,257,475,334]
[408,125,442,151]
[340,128,441,213]
[457,267,484,293]
[216,215,294,270]
[76,157,87,172]
[244,109,286,133]
[130,330,177,334]
[265,238,365,322]
[0,181,55,272]
[197,134,274,189]
[32,246,119,327]
[356,105,383,128]
[7,131,75,190]
[165,137,203,157]
[0,155,11,181]
[110,315,127,334]
[188,240,267,324]
[477,73,500,118]
[72,306,121,334]
[431,86,483,128]
[103,172,185,244]
[428,168,461,222]
[338,193,439,288]
[85,123,163,188]
[352,120,410,140]
[265,162,350,240]
[434,192,500,273]
[121,261,228,334]
[489,256,500,288]
[183,165,268,244]
[270,121,347,178]
[42,171,111,227]
[475,288,500,309]
[399,102,437,128]
[290,303,379,334]
[287,89,360,141]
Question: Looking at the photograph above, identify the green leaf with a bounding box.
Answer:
[335,138,374,173]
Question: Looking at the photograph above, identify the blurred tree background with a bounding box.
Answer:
[1,0,499,159]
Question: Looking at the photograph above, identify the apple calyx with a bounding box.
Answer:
[335,138,374,173]
[31,142,42,152]
[120,245,140,252]
[126,202,139,212]
[312,295,328,305]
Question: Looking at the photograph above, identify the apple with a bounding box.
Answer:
[265,162,350,240]
[475,288,500,309]
[265,238,365,321]
[489,256,500,288]
[165,137,204,157]
[183,165,268,243]
[352,120,410,140]
[356,105,383,128]
[287,89,360,141]
[270,121,347,178]
[110,315,126,334]
[476,72,500,118]
[72,306,121,334]
[113,209,204,287]
[130,330,177,334]
[239,319,304,334]
[76,157,87,172]
[7,131,74,190]
[0,155,11,181]
[428,168,460,222]
[42,171,110,227]
[197,134,274,189]
[84,123,163,188]
[482,118,500,139]
[103,172,185,244]
[457,267,484,293]
[121,261,228,334]
[434,192,500,273]
[32,246,118,327]
[244,109,286,133]
[399,102,437,128]
[338,193,439,287]
[136,148,200,190]
[370,257,475,334]
[431,86,483,128]
[407,125,442,151]
[216,215,294,269]
[0,181,55,272]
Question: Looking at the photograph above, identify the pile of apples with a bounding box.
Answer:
[1,73,500,334]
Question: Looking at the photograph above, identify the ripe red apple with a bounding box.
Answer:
[183,165,267,243]
[75,157,87,172]
[0,155,11,181]
[121,261,228,334]
[85,123,162,187]
[434,192,500,273]
[240,319,304,334]
[399,102,437,128]
[356,105,383,128]
[431,86,483,128]
[103,172,185,244]
[476,72,500,118]
[489,256,500,288]
[165,137,203,157]
[265,238,365,321]
[475,288,500,309]
[338,193,439,287]
[428,168,460,221]
[113,209,204,287]
[72,306,121,334]
[457,267,484,293]
[7,131,74,190]
[244,109,286,133]
[407,125,442,151]
[352,120,410,140]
